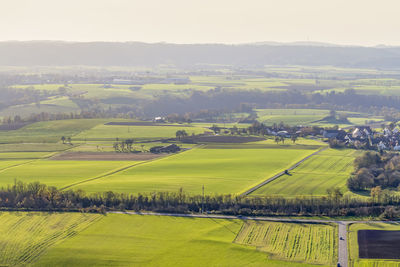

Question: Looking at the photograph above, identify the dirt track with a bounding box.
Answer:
[51,152,164,161]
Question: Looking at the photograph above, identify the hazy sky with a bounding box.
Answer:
[1,0,399,46]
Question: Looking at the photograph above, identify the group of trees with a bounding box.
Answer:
[2,181,400,219]
[60,136,72,145]
[348,151,400,191]
[113,139,144,153]
[175,130,188,140]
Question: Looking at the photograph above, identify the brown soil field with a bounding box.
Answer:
[51,152,164,161]
[358,230,400,259]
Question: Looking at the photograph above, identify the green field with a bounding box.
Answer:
[0,119,108,143]
[71,146,316,194]
[256,109,329,126]
[32,213,328,267]
[348,223,400,267]
[0,143,73,152]
[0,212,101,266]
[252,149,360,197]
[74,124,209,141]
[0,160,137,188]
[235,221,337,265]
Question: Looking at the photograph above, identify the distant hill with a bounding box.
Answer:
[1,41,400,68]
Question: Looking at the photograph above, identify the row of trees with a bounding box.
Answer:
[2,181,400,219]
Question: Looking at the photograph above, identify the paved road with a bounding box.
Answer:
[240,147,328,196]
[338,222,349,267]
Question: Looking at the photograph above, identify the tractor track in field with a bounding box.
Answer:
[240,146,329,196]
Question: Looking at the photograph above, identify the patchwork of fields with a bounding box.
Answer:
[0,212,332,267]
[252,149,360,197]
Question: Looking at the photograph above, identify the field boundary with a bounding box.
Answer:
[240,147,328,196]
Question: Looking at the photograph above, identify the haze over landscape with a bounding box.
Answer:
[2,1,400,267]
[1,0,400,46]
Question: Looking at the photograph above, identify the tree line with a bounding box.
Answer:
[2,181,400,219]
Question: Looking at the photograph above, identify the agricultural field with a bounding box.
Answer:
[33,213,329,267]
[74,123,209,141]
[0,160,139,188]
[0,119,109,143]
[256,109,329,126]
[0,143,72,152]
[256,109,384,127]
[70,145,317,194]
[0,212,101,266]
[252,149,360,197]
[234,221,337,265]
[348,223,400,267]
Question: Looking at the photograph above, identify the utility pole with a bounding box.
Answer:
[202,185,205,214]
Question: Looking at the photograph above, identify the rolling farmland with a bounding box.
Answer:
[71,145,317,194]
[234,221,337,265]
[0,212,101,266]
[252,149,360,196]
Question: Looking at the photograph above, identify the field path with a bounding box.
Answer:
[240,146,328,196]
[338,222,349,267]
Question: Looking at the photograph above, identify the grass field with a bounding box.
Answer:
[256,109,329,125]
[33,214,328,267]
[252,149,360,197]
[0,143,73,152]
[0,160,138,188]
[0,119,108,143]
[71,146,316,194]
[0,212,101,266]
[348,223,400,267]
[74,124,208,141]
[234,221,337,265]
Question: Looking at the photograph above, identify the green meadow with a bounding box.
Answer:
[252,149,360,197]
[72,146,316,194]
[348,223,400,267]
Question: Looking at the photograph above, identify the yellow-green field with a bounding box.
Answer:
[234,221,337,265]
[27,213,330,266]
[70,146,316,194]
[0,212,101,266]
[348,223,400,267]
[252,149,360,197]
[74,124,209,141]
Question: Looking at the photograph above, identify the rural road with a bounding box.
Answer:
[109,211,399,266]
[338,222,349,267]
[240,147,328,196]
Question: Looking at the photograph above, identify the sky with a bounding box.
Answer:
[0,0,399,46]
